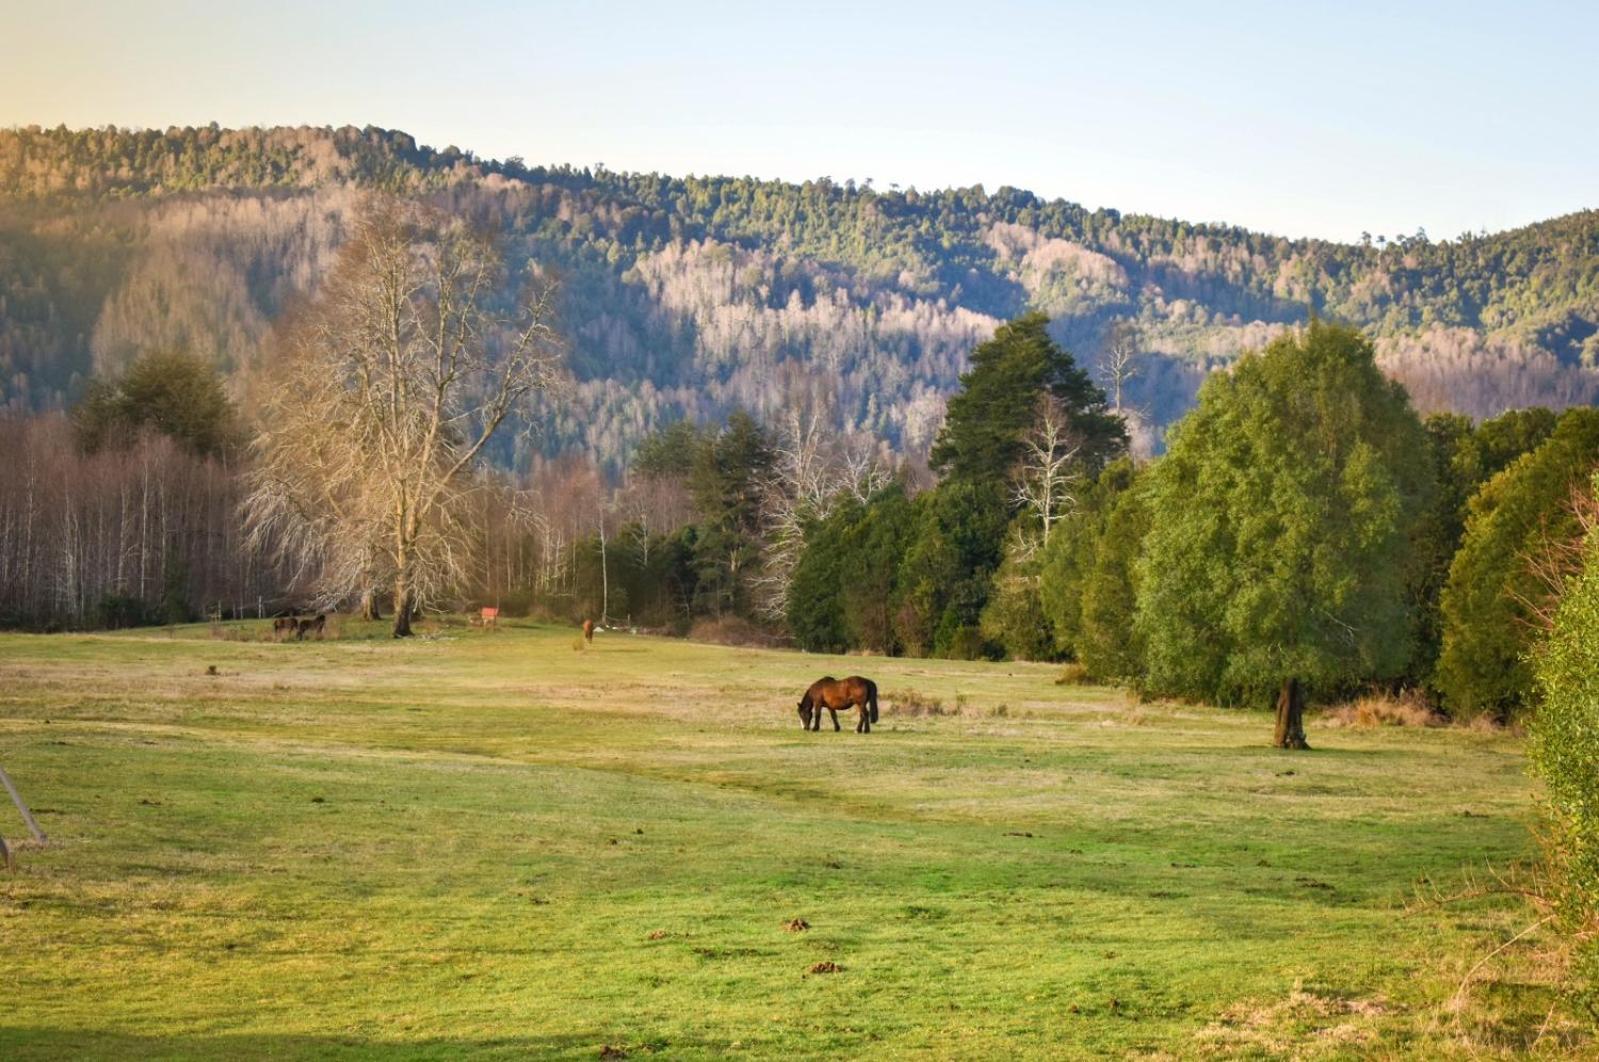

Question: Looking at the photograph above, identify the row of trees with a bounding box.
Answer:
[780,318,1599,735]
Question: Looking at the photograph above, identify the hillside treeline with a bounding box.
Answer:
[4,124,1599,470]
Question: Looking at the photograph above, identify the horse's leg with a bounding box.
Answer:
[829,707,840,732]
[861,701,870,733]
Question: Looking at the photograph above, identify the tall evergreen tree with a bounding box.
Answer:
[1135,322,1435,747]
[689,411,774,616]
[930,312,1125,483]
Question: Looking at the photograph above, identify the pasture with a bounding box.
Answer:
[0,621,1568,1057]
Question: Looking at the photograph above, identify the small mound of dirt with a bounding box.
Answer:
[599,1046,627,1060]
[783,918,810,932]
[807,961,840,975]
[645,929,668,940]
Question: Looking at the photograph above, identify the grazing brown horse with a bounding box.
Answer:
[582,618,595,645]
[272,616,299,639]
[295,614,326,640]
[798,676,879,733]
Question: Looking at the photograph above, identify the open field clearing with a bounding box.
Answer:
[0,622,1571,1058]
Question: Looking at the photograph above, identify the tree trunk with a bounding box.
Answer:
[392,588,413,638]
[360,587,381,621]
[1274,677,1310,750]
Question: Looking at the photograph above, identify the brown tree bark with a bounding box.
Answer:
[1274,677,1310,750]
[392,588,413,638]
[360,588,381,621]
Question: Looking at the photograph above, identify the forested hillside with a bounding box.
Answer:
[4,123,1598,468]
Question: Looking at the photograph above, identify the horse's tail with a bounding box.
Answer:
[868,680,879,724]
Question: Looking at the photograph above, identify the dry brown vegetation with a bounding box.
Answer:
[1320,689,1444,729]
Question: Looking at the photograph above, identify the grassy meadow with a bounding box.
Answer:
[0,620,1577,1058]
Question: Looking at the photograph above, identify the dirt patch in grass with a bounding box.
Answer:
[783,918,809,932]
[807,961,841,975]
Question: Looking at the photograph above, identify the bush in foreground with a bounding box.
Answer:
[1530,496,1599,1015]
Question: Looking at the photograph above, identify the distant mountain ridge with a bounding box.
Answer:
[3,123,1597,467]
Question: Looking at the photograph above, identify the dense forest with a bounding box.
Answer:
[4,123,1599,471]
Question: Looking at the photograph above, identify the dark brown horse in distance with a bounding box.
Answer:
[798,676,879,733]
[582,618,595,646]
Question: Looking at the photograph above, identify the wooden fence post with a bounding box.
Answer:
[0,764,46,845]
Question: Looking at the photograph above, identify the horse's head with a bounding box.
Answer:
[797,697,813,729]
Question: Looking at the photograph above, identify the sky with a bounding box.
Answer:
[1,0,1595,242]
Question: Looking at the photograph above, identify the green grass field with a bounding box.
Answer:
[0,621,1576,1058]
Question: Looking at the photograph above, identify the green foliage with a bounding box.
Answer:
[1136,322,1435,705]
[1410,409,1559,683]
[787,500,859,653]
[894,481,1009,658]
[1436,408,1599,720]
[787,484,922,655]
[1040,459,1140,665]
[633,420,710,481]
[73,348,240,459]
[837,486,917,655]
[1075,476,1151,683]
[930,312,1124,482]
[689,411,774,616]
[979,547,1055,662]
[1530,497,1599,1013]
[92,593,160,630]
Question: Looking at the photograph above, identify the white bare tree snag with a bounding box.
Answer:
[1011,394,1082,556]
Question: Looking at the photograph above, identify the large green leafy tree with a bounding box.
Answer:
[930,311,1125,481]
[1435,407,1599,721]
[1135,322,1435,747]
[1529,488,1599,1009]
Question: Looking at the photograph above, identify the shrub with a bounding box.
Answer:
[1530,506,1599,1014]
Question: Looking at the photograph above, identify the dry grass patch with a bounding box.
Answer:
[883,689,956,717]
[1195,982,1392,1057]
[1321,689,1442,729]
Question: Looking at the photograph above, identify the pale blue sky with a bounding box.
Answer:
[2,0,1594,241]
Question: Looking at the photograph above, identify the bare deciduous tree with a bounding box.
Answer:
[244,198,559,636]
[751,405,891,621]
[1011,395,1082,557]
[1098,320,1142,414]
